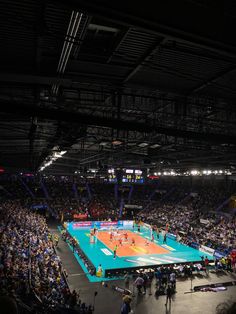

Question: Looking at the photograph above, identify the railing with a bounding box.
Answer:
[52,243,70,289]
[28,241,32,289]
[63,227,96,276]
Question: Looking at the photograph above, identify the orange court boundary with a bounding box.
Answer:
[97,230,169,257]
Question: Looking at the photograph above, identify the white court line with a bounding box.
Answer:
[162,255,186,262]
[137,257,161,264]
[161,244,176,251]
[125,259,145,265]
[150,256,174,263]
[101,248,112,255]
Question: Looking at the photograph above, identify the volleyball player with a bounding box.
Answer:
[124,232,128,242]
[163,232,167,244]
[131,238,135,246]
[93,226,97,235]
[119,238,123,246]
[110,232,113,242]
[151,233,154,242]
[113,245,118,258]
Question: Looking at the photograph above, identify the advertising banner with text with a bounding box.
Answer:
[199,245,215,255]
[72,220,133,229]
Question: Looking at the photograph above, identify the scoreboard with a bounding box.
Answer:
[108,174,117,183]
[122,169,144,184]
[108,169,117,183]
[107,168,144,183]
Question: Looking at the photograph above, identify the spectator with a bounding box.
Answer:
[134,275,144,295]
[121,295,132,314]
[165,284,173,307]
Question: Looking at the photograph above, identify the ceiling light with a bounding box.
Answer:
[89,169,98,173]
[112,139,123,145]
[150,144,161,148]
[190,170,199,176]
[126,169,133,173]
[53,152,61,158]
[138,143,148,147]
[99,141,109,146]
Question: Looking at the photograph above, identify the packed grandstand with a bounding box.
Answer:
[0,175,236,313]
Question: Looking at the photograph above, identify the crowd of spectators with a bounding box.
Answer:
[1,176,236,254]
[0,201,93,313]
[138,191,236,253]
[1,176,236,314]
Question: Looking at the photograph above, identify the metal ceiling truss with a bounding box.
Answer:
[1,0,236,173]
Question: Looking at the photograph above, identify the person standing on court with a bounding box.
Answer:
[151,233,154,242]
[114,244,118,258]
[163,232,167,244]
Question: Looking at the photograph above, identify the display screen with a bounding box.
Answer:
[122,173,144,184]
[134,174,144,183]
[125,169,133,174]
[107,169,144,183]
[108,174,117,183]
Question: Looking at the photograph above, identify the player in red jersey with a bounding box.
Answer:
[110,232,113,242]
[165,223,169,232]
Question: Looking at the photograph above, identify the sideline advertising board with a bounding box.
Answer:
[214,250,226,259]
[71,220,133,229]
[73,213,88,220]
[190,242,199,250]
[199,245,215,255]
[167,233,177,240]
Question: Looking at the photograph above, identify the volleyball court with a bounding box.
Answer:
[93,226,169,257]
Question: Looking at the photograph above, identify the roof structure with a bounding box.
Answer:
[0,0,236,174]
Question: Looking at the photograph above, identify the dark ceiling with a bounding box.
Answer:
[0,0,236,174]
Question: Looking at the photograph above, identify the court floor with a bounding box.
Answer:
[66,222,213,282]
[97,230,169,256]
